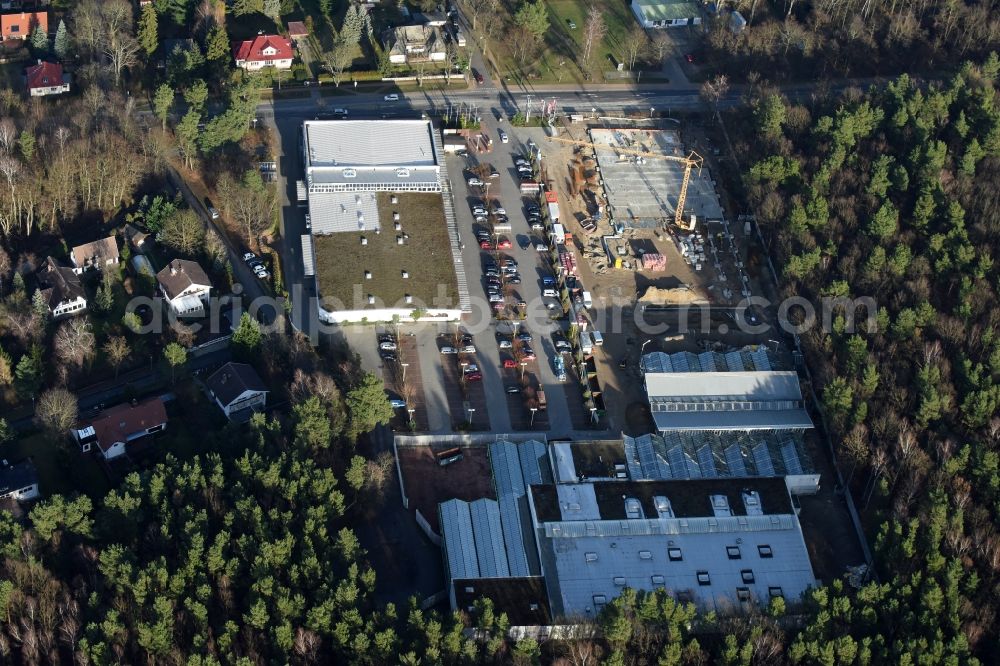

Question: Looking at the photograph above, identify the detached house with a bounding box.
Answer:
[70,235,119,273]
[388,24,446,64]
[25,60,70,97]
[37,257,86,318]
[233,34,293,71]
[1,10,46,40]
[206,362,268,421]
[72,397,168,460]
[630,0,701,27]
[157,259,212,317]
[0,458,40,503]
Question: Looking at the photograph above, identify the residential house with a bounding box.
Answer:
[37,256,86,317]
[72,397,168,460]
[25,60,69,97]
[1,10,46,40]
[0,459,40,502]
[70,235,119,274]
[630,0,701,27]
[205,362,268,420]
[233,34,294,71]
[157,259,212,317]
[387,24,446,65]
[124,223,154,254]
[287,20,308,43]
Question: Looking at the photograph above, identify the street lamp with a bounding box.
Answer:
[530,407,538,427]
[520,361,528,380]
[407,408,416,425]
[649,107,655,119]
[401,362,409,382]
[467,406,476,423]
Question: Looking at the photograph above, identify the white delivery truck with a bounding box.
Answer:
[579,331,593,355]
[551,223,565,245]
[582,291,593,308]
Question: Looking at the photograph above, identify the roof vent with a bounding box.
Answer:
[390,195,398,204]
[397,236,405,245]
[364,270,372,279]
[401,270,409,279]
[404,294,413,304]
[394,222,402,231]
[711,494,733,517]
[360,236,367,245]
[393,211,400,220]
[742,490,764,516]
[367,295,375,305]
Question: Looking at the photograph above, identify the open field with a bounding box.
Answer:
[488,0,656,85]
[315,192,458,314]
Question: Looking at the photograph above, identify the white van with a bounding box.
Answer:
[592,330,604,346]
[582,291,593,309]
[542,288,558,298]
[579,331,593,355]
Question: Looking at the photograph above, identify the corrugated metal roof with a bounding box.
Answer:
[440,499,479,580]
[518,440,548,487]
[490,441,526,498]
[499,496,530,576]
[470,499,510,578]
[304,119,438,168]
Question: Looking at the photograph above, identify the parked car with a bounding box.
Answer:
[379,341,397,351]
[498,339,513,349]
[581,219,597,233]
[472,205,487,215]
[465,371,483,381]
[567,19,577,29]
[472,68,485,85]
[492,205,507,215]
[521,348,536,361]
[389,398,407,408]
[497,237,512,249]
[531,221,544,231]
[440,346,458,354]
[515,158,529,166]
[467,177,484,187]
[243,252,257,263]
[489,165,500,178]
[542,288,558,298]
[555,340,572,352]
[384,93,400,101]
[254,265,270,279]
[503,358,518,369]
[507,274,522,284]
[536,242,549,252]
[460,344,476,354]
[517,331,533,342]
[499,129,509,143]
[488,293,504,303]
[479,239,493,249]
[505,385,521,394]
[380,351,397,362]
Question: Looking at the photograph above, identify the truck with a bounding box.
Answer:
[551,223,565,245]
[537,390,547,410]
[582,291,593,309]
[296,180,308,207]
[553,355,567,381]
[545,190,560,223]
[579,331,594,355]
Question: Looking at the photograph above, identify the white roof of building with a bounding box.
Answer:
[644,370,803,402]
[304,119,439,169]
[309,191,381,234]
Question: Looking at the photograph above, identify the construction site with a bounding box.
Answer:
[540,125,756,310]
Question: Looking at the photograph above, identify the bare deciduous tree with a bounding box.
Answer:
[105,34,141,87]
[54,318,96,380]
[581,6,607,64]
[103,336,130,379]
[36,387,79,435]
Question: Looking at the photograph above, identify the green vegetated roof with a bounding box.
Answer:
[635,0,700,21]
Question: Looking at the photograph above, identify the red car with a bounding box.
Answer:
[465,371,482,381]
[503,358,517,369]
[472,68,484,85]
[497,237,512,249]
[479,239,492,249]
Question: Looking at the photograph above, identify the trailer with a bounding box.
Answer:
[296,180,308,207]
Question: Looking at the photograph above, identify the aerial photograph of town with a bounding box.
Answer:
[0,0,997,662]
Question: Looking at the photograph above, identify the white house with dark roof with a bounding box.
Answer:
[205,362,268,420]
[157,259,212,317]
[0,458,40,502]
[37,257,86,318]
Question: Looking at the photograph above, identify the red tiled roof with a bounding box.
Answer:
[81,397,168,453]
[25,60,62,90]
[233,34,293,63]
[1,11,47,39]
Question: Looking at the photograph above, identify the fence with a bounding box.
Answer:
[415,508,442,546]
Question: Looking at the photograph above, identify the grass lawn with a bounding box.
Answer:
[489,0,646,85]
[2,433,110,501]
[314,193,458,314]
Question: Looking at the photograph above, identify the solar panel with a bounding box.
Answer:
[623,435,646,480]
[725,351,746,372]
[752,443,776,476]
[725,445,748,477]
[670,352,690,372]
[697,445,718,477]
[750,348,771,371]
[780,441,804,475]
[667,445,689,479]
[698,352,717,372]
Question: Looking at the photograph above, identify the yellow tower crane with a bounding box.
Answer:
[547,136,704,230]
